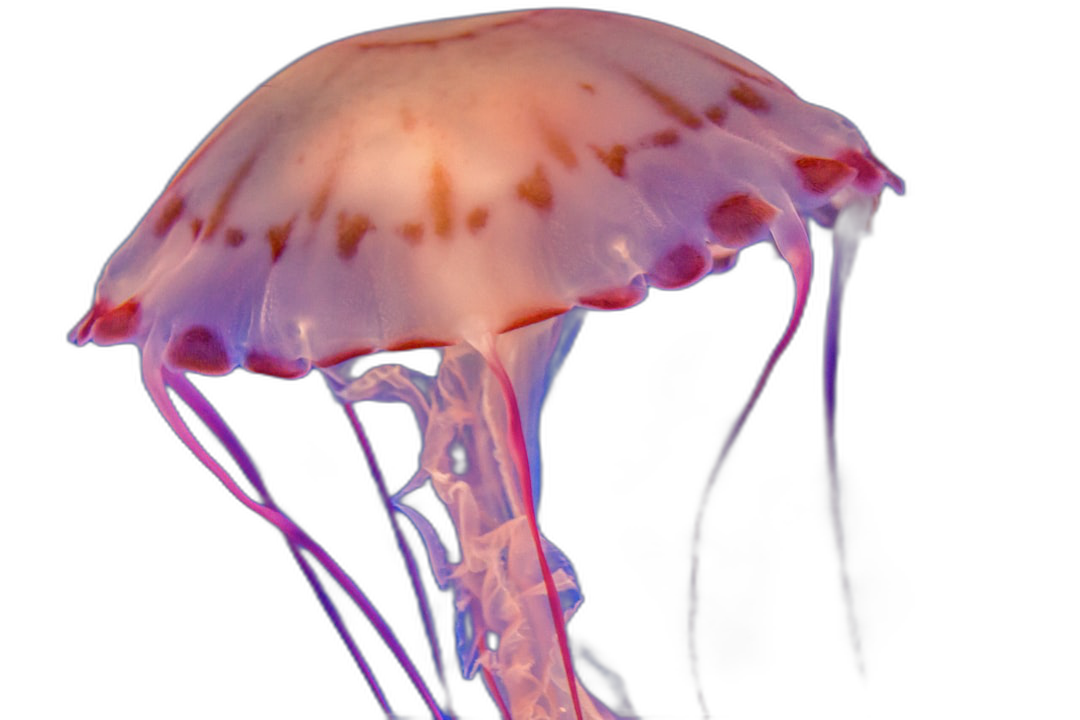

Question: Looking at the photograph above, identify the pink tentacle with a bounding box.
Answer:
[475,334,585,720]
[139,346,449,719]
[823,197,877,676]
[688,206,813,714]
[164,370,392,713]
[340,401,447,686]
[481,664,513,720]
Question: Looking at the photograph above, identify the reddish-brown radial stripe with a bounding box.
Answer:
[647,243,710,290]
[647,129,680,147]
[499,306,571,334]
[429,162,453,237]
[467,206,489,233]
[694,48,772,84]
[729,82,769,113]
[225,227,245,247]
[190,218,204,239]
[386,337,452,352]
[541,123,578,169]
[708,193,779,249]
[592,144,628,178]
[310,180,332,222]
[631,76,703,129]
[168,326,231,375]
[244,351,310,379]
[93,299,141,342]
[704,104,727,126]
[400,223,424,245]
[204,154,257,239]
[154,196,185,238]
[517,165,553,210]
[794,156,855,194]
[579,281,647,311]
[314,345,375,369]
[337,212,372,259]
[835,149,884,191]
[579,82,596,94]
[267,219,294,263]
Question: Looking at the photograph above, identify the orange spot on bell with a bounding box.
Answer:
[708,193,779,249]
[337,212,372,259]
[704,104,727,126]
[225,227,245,247]
[154,196,184,238]
[516,165,553,210]
[467,206,489,233]
[168,326,231,375]
[794,156,855,194]
[429,162,453,237]
[499,306,571,334]
[592,144,628,178]
[646,129,679,147]
[541,123,578,169]
[632,76,703,129]
[267,219,294,262]
[401,222,424,244]
[729,82,769,112]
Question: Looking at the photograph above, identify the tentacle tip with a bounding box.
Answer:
[888,174,905,195]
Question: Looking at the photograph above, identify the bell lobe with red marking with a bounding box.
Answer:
[167,326,231,375]
[579,276,648,310]
[795,155,857,194]
[708,193,780,249]
[244,351,311,379]
[69,298,142,345]
[648,242,712,290]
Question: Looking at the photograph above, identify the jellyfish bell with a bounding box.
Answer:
[70,8,902,719]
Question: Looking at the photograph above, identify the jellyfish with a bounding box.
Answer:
[69,9,902,719]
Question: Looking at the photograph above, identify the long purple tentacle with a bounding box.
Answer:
[146,364,450,719]
[689,215,813,715]
[165,372,391,713]
[823,207,870,676]
[341,402,446,685]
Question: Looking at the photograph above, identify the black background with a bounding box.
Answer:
[23,4,989,716]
